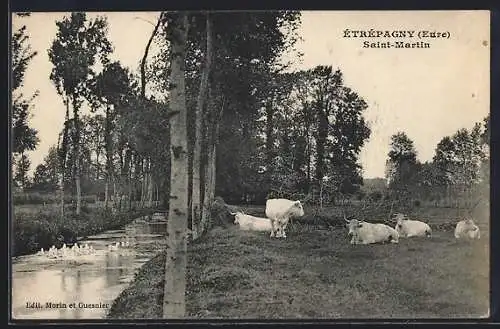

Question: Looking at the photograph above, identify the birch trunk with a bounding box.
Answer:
[163,12,189,319]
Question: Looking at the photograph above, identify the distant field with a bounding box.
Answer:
[108,204,490,319]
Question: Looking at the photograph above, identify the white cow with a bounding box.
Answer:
[265,198,305,238]
[231,212,273,232]
[454,218,481,240]
[392,213,432,238]
[345,217,399,245]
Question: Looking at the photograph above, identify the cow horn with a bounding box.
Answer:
[343,212,349,223]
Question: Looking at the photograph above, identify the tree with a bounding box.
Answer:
[190,12,213,237]
[48,12,112,215]
[256,67,370,201]
[31,164,58,192]
[206,11,302,204]
[481,114,490,146]
[43,146,61,190]
[11,13,40,165]
[162,11,190,319]
[387,132,419,189]
[88,61,133,209]
[433,126,484,187]
[479,115,490,184]
[14,153,31,190]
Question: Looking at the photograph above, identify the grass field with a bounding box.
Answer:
[108,205,490,319]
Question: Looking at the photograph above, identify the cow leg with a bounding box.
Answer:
[276,223,284,238]
[280,218,288,238]
[270,219,276,238]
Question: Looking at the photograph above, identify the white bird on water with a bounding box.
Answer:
[108,242,120,252]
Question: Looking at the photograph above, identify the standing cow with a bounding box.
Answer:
[392,213,432,238]
[345,217,399,245]
[454,218,481,240]
[265,198,305,238]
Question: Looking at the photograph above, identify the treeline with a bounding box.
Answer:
[384,115,490,208]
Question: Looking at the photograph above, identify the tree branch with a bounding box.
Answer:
[140,12,165,99]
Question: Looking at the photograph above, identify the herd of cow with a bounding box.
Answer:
[230,198,482,244]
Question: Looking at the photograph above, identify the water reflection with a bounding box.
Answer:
[11,219,167,320]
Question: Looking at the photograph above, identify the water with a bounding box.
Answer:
[11,217,167,320]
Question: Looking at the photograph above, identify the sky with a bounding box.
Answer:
[13,11,490,179]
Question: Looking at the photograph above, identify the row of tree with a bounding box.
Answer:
[385,115,490,205]
[17,12,375,214]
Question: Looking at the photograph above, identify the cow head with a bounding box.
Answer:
[464,218,478,231]
[344,216,363,238]
[392,213,407,229]
[231,211,245,224]
[289,200,305,217]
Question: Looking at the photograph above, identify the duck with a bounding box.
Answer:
[120,239,131,248]
[108,242,120,252]
[71,243,83,256]
[47,245,57,258]
[80,243,90,255]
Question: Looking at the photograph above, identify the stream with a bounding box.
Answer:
[11,216,167,320]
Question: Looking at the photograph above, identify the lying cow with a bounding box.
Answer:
[392,213,432,238]
[345,217,399,245]
[265,198,305,238]
[454,218,481,240]
[231,212,273,232]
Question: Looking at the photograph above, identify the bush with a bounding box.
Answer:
[12,207,155,257]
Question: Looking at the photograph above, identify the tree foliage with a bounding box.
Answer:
[386,132,419,189]
[11,14,40,156]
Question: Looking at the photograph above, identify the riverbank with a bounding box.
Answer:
[107,204,489,319]
[12,206,156,257]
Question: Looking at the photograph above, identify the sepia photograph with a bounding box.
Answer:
[10,10,490,320]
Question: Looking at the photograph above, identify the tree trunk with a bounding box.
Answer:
[163,12,190,319]
[104,105,113,210]
[71,95,82,215]
[148,158,154,207]
[59,173,65,219]
[265,100,274,186]
[112,178,117,213]
[315,110,328,182]
[209,106,222,203]
[96,150,100,181]
[192,12,213,238]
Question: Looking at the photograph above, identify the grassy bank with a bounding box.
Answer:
[12,206,155,257]
[107,205,489,319]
